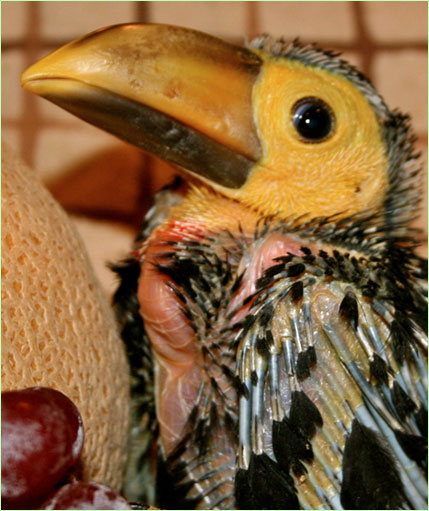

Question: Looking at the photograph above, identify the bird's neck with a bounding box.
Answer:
[165,184,262,235]
[153,183,381,262]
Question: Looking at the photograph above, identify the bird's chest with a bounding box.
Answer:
[134,217,427,510]
[137,221,313,450]
[136,222,331,503]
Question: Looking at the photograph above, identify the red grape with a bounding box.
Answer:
[1,387,84,509]
[40,481,132,509]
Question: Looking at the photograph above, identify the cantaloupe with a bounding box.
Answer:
[1,142,131,490]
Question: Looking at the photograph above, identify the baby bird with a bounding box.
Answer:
[22,24,427,510]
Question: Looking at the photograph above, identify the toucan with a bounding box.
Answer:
[22,24,427,510]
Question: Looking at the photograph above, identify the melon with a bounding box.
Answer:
[1,142,131,490]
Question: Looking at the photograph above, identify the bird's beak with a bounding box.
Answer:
[21,23,263,189]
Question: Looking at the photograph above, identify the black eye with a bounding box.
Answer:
[292,97,335,142]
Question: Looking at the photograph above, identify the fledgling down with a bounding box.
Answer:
[22,24,427,510]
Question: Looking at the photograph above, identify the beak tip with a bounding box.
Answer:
[21,65,40,91]
[20,70,30,88]
[21,75,39,94]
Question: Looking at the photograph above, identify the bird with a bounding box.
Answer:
[22,23,428,510]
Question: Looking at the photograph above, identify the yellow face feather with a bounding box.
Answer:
[209,53,389,221]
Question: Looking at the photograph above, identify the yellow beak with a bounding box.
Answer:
[21,23,263,189]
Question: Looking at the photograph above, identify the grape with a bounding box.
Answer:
[40,481,132,509]
[1,387,84,509]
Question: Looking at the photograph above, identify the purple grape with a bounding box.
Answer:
[40,481,132,509]
[1,387,84,509]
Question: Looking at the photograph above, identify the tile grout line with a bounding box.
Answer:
[135,1,150,23]
[133,0,158,229]
[352,2,374,79]
[20,1,43,169]
[246,1,260,40]
[4,39,427,53]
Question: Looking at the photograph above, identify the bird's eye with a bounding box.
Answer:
[292,97,335,142]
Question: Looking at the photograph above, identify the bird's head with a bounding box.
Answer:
[21,23,419,231]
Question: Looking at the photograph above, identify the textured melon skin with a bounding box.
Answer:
[1,142,131,491]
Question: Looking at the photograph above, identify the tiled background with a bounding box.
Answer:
[2,1,428,297]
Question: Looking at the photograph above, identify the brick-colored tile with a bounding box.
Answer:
[70,215,135,297]
[258,2,355,42]
[35,126,121,183]
[40,1,135,40]
[2,50,25,120]
[373,51,427,132]
[365,1,428,43]
[148,2,246,39]
[1,1,27,41]
[36,94,87,124]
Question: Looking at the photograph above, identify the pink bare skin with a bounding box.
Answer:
[228,232,306,322]
[138,232,202,454]
[138,222,311,455]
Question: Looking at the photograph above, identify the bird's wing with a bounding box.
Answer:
[234,243,428,510]
[111,182,185,503]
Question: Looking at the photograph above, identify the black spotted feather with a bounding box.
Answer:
[119,201,427,508]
